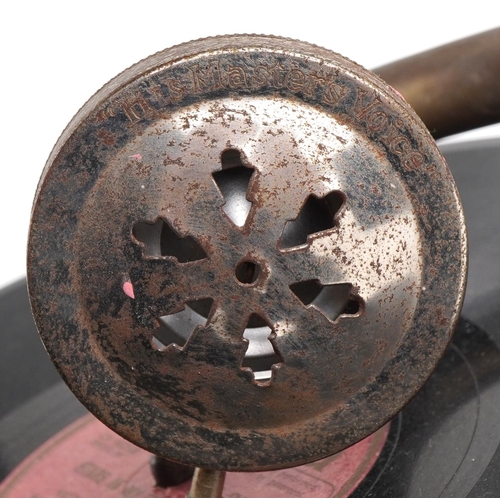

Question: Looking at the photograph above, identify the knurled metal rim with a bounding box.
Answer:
[27,35,467,471]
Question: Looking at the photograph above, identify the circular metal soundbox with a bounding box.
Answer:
[27,35,467,471]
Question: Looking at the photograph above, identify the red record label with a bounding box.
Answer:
[0,415,388,497]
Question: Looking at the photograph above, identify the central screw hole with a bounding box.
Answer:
[235,261,260,284]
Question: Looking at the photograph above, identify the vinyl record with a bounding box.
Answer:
[354,318,500,497]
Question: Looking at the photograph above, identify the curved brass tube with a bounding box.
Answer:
[375,28,500,139]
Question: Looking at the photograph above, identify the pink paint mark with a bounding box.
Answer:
[129,154,142,160]
[390,85,407,102]
[123,281,135,299]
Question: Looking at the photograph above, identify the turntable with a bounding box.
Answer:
[1,29,500,498]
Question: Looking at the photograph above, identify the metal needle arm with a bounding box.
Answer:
[187,468,226,498]
[375,27,500,139]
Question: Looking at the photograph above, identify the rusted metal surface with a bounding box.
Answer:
[376,27,500,139]
[27,35,467,471]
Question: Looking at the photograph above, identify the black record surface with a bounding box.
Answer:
[1,138,500,496]
[0,280,87,481]
[353,318,500,497]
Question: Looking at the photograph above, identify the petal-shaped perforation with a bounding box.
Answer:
[133,218,207,262]
[152,298,214,350]
[242,313,283,385]
[212,149,255,228]
[279,191,345,250]
[289,279,363,322]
